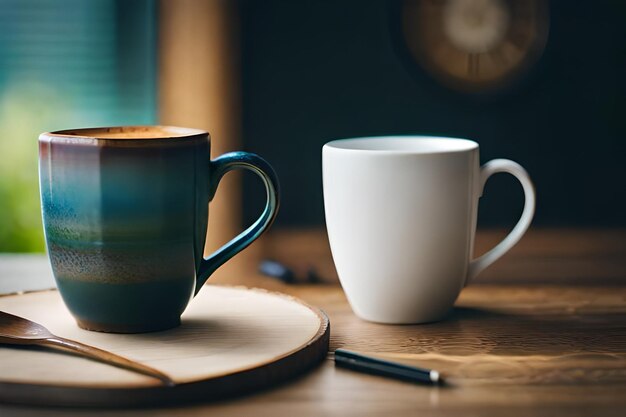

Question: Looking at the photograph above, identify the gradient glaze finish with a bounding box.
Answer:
[39,135,208,332]
[39,127,280,333]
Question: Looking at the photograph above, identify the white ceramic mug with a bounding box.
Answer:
[323,136,535,324]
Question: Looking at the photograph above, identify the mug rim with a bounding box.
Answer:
[39,125,208,146]
[324,135,479,155]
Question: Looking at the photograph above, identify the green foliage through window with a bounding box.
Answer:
[0,0,157,252]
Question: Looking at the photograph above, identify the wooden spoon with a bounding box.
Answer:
[0,310,174,386]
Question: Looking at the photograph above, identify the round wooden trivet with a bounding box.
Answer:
[0,285,329,407]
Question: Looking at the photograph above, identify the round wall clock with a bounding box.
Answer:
[401,0,549,93]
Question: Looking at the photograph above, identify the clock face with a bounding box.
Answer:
[401,0,549,93]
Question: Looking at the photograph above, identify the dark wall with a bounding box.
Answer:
[240,1,626,228]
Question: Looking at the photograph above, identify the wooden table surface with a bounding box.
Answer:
[1,229,625,416]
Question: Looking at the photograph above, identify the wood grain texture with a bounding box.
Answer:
[0,286,329,407]
[0,229,625,415]
[0,311,174,386]
[261,228,626,285]
[1,284,623,416]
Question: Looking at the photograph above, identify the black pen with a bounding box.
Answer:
[334,348,441,385]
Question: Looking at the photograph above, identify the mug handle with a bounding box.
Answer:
[195,151,280,295]
[467,159,536,284]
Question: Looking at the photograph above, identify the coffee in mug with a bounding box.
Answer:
[39,126,279,333]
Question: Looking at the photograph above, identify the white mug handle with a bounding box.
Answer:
[467,159,536,283]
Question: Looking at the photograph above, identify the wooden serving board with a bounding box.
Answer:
[0,285,329,407]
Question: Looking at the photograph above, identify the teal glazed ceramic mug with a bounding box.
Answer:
[39,126,279,333]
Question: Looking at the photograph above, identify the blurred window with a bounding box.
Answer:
[0,0,157,251]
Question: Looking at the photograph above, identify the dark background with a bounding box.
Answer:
[240,1,626,228]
